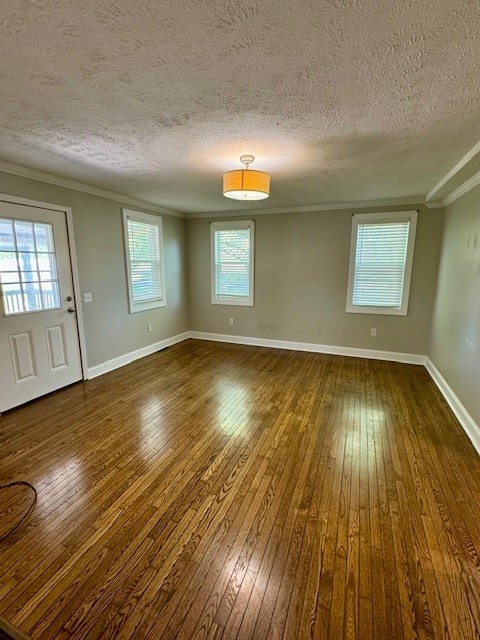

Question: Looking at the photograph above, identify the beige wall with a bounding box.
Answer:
[430,184,480,425]
[187,205,444,355]
[0,167,447,377]
[0,172,188,369]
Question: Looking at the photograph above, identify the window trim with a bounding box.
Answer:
[122,209,166,314]
[346,210,418,316]
[210,220,255,307]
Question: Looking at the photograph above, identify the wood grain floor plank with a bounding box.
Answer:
[0,340,479,639]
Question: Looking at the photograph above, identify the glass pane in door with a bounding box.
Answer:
[0,218,62,315]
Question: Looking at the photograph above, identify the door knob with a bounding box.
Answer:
[67,307,77,313]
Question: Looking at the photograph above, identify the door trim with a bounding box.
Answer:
[0,192,88,384]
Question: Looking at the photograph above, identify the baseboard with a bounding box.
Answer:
[189,331,426,365]
[190,331,479,455]
[85,330,479,456]
[425,358,480,455]
[86,329,425,379]
[87,331,190,379]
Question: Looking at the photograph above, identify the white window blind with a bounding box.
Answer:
[123,210,166,313]
[353,221,409,308]
[211,221,254,306]
[347,211,417,316]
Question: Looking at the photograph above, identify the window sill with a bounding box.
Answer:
[346,305,407,316]
[129,300,166,314]
[211,298,253,307]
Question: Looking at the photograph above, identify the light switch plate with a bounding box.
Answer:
[83,292,93,303]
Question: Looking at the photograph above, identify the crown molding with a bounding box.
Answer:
[442,169,480,207]
[0,157,455,217]
[424,200,444,209]
[185,196,425,219]
[426,139,480,204]
[0,160,185,218]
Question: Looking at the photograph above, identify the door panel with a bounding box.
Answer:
[9,330,37,382]
[0,202,83,411]
[45,324,68,371]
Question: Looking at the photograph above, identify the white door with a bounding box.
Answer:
[0,202,83,411]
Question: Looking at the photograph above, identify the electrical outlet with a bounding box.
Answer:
[83,292,93,303]
[148,324,152,333]
[370,327,377,337]
[229,318,234,326]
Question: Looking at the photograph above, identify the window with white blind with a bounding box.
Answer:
[123,209,166,313]
[346,211,417,316]
[211,220,254,306]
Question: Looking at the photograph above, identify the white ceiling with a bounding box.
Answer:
[0,0,479,214]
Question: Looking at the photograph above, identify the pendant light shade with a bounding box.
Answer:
[223,155,270,200]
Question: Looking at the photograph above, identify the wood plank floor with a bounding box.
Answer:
[1,339,480,640]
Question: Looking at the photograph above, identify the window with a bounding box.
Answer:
[346,211,417,316]
[211,220,254,306]
[0,218,61,316]
[123,209,166,313]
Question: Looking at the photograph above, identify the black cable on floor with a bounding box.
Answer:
[0,481,37,544]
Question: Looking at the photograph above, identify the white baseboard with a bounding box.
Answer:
[425,358,480,455]
[189,331,426,365]
[87,330,425,380]
[85,329,479,457]
[87,331,190,379]
[191,332,479,456]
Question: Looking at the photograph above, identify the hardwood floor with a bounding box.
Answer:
[1,339,480,639]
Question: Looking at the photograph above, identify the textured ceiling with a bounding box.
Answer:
[0,0,479,213]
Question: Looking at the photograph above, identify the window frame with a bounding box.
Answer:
[346,210,418,316]
[210,220,255,307]
[122,209,166,314]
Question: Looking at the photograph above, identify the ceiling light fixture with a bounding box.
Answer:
[223,155,270,200]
